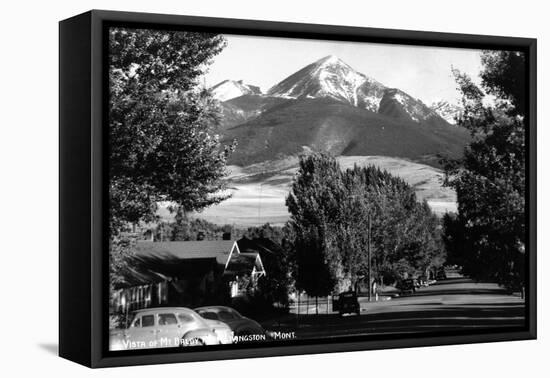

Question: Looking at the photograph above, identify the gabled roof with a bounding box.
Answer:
[224,252,266,277]
[135,240,237,265]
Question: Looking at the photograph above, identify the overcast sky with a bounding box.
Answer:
[204,34,484,105]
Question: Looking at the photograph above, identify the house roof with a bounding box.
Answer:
[122,240,267,287]
[135,240,237,265]
[225,252,265,276]
[237,237,284,257]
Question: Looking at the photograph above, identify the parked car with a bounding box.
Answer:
[109,307,232,351]
[337,290,361,316]
[418,275,430,287]
[396,279,417,294]
[194,306,265,338]
[436,269,447,280]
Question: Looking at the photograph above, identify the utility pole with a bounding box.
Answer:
[258,182,262,224]
[367,213,372,302]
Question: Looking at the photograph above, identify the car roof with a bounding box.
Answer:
[194,305,237,313]
[133,307,195,314]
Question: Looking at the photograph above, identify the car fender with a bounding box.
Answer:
[182,328,218,346]
[203,318,230,330]
[235,319,264,335]
[243,318,264,331]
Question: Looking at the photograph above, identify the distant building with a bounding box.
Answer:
[112,240,266,313]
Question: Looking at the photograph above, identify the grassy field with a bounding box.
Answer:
[187,155,457,226]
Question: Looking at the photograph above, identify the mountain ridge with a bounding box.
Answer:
[221,96,470,168]
[212,55,451,127]
[211,55,469,168]
[430,100,463,125]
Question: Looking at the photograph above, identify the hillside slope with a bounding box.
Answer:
[219,95,288,129]
[222,97,470,167]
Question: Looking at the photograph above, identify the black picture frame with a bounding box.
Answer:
[59,9,537,368]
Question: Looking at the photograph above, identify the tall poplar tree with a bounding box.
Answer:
[443,50,526,290]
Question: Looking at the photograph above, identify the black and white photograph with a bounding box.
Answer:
[107,26,529,352]
[2,0,548,375]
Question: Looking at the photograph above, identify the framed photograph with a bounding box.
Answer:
[59,10,536,368]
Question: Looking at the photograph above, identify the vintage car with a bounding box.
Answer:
[396,278,418,294]
[194,306,265,338]
[436,269,447,280]
[418,275,433,287]
[336,290,361,316]
[109,307,233,351]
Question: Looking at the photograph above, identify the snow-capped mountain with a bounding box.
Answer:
[214,56,469,168]
[266,55,446,126]
[430,100,463,125]
[268,55,386,112]
[210,80,262,102]
[212,56,453,131]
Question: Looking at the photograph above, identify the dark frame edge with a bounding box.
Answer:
[90,9,107,368]
[88,9,536,48]
[527,38,537,340]
[59,11,93,367]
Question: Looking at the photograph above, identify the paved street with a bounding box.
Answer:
[263,277,525,339]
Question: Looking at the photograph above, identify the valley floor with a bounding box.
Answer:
[191,155,457,226]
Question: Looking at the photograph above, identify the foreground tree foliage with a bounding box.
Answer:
[241,224,294,311]
[108,28,233,233]
[285,154,343,298]
[443,50,526,290]
[286,153,443,299]
[108,28,232,310]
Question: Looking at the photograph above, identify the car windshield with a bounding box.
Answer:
[130,316,140,328]
[197,311,218,320]
[218,310,239,321]
[177,313,195,324]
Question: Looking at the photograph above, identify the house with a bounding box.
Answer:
[112,240,266,313]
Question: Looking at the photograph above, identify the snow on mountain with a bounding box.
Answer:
[210,80,262,102]
[212,56,452,128]
[430,100,463,125]
[267,55,386,112]
[379,88,438,123]
[267,55,448,126]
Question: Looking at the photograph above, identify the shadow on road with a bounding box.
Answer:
[265,301,525,338]
[263,277,526,339]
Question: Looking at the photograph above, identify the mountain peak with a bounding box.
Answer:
[316,54,345,65]
[313,55,358,73]
[211,79,262,102]
[268,55,385,109]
